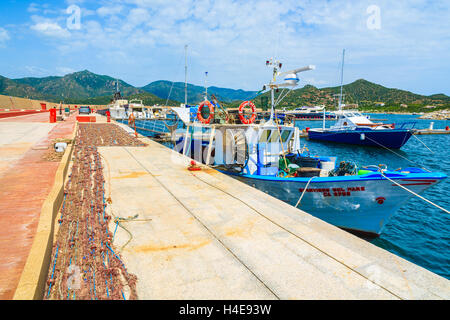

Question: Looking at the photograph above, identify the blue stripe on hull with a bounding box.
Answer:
[226,172,445,236]
[308,129,413,149]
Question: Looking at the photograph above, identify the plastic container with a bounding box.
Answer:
[321,161,335,172]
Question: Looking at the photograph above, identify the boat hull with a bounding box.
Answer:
[307,129,413,149]
[226,172,445,237]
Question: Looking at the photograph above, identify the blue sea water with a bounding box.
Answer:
[294,114,450,279]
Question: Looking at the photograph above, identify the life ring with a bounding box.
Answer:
[238,101,257,125]
[128,113,135,126]
[197,101,215,124]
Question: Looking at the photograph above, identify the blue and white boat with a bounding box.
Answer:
[307,110,416,149]
[307,49,415,149]
[115,106,189,138]
[171,58,446,237]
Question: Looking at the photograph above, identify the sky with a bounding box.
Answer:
[0,0,449,95]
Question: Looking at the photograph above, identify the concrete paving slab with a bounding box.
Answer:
[0,115,76,299]
[99,138,450,300]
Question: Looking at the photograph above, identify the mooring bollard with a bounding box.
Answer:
[49,108,57,123]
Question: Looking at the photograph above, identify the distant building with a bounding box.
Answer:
[375,102,385,107]
[425,105,437,109]
[400,104,408,108]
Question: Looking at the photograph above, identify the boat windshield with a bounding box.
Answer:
[281,130,292,142]
[269,130,281,143]
[258,129,291,143]
[259,130,271,143]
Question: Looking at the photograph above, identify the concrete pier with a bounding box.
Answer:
[99,123,450,300]
[0,112,76,299]
[2,114,449,300]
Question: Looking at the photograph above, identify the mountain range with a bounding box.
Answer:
[0,70,256,106]
[0,70,448,109]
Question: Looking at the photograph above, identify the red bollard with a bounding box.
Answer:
[106,111,111,123]
[40,103,47,110]
[446,126,449,131]
[306,127,310,132]
[49,108,57,123]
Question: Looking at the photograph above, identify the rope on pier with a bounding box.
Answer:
[44,124,142,300]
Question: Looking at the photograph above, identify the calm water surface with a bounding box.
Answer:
[294,114,450,279]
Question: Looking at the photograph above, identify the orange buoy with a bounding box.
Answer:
[238,101,257,124]
[197,101,215,124]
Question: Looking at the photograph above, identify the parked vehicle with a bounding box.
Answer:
[79,106,91,115]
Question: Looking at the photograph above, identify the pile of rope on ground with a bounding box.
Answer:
[44,123,145,300]
[77,123,147,147]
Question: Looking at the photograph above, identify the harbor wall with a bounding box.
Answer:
[12,124,77,300]
[0,94,106,111]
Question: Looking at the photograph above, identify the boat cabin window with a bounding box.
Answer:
[281,130,292,142]
[269,130,281,143]
[354,112,362,117]
[259,130,271,143]
[259,129,292,143]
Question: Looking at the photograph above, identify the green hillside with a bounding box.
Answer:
[63,92,178,107]
[0,75,47,100]
[11,70,142,101]
[1,71,448,112]
[141,80,257,104]
[249,79,450,112]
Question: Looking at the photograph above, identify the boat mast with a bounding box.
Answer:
[184,44,188,106]
[204,72,208,101]
[268,58,281,121]
[338,49,345,111]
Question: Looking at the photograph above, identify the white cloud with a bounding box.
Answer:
[0,28,10,46]
[24,65,49,76]
[56,67,76,75]
[20,0,450,93]
[97,5,124,17]
[27,3,39,13]
[31,21,71,38]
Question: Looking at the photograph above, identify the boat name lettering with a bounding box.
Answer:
[298,186,366,197]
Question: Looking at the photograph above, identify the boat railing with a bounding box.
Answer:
[395,121,417,130]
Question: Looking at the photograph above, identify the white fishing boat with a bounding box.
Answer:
[170,58,447,237]
[108,80,129,120]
